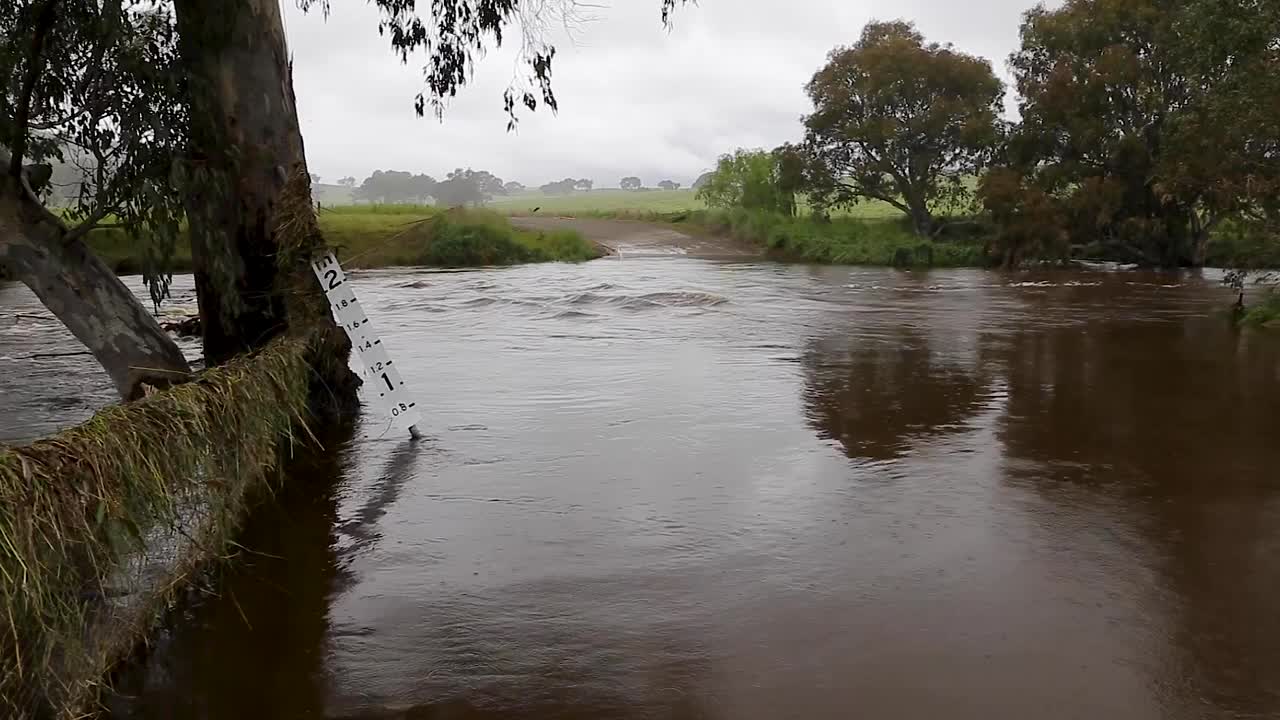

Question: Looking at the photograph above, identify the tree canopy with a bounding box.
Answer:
[993,0,1280,266]
[803,20,1003,236]
[540,177,590,194]
[434,167,504,206]
[1,0,188,306]
[354,170,437,203]
[696,148,797,216]
[301,0,689,128]
[620,176,642,190]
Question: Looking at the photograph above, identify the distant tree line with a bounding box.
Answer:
[540,178,593,194]
[697,0,1279,268]
[339,168,509,206]
[617,177,683,191]
[331,171,695,202]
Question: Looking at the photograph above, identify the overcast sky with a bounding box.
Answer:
[283,0,1056,188]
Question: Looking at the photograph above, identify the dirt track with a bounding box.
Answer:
[510,216,760,260]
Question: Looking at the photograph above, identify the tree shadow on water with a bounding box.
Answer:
[106,418,362,718]
[801,327,990,461]
[990,317,1280,717]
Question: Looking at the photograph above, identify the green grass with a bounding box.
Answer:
[490,189,707,215]
[83,205,598,273]
[575,207,989,267]
[1242,290,1280,327]
[1205,220,1280,269]
[324,206,598,267]
[85,227,194,274]
[486,188,907,220]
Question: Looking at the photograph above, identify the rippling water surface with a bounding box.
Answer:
[4,259,1280,719]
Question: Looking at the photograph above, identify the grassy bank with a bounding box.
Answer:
[0,334,314,716]
[1242,290,1280,327]
[491,188,705,215]
[578,207,990,267]
[317,205,599,267]
[83,205,598,274]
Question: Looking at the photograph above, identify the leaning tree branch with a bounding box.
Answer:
[63,203,118,243]
[9,0,62,178]
[837,178,910,214]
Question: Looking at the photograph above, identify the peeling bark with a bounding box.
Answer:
[0,177,191,400]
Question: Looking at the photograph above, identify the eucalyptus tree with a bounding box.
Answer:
[0,0,190,399]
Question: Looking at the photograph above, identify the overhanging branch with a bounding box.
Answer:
[9,0,62,178]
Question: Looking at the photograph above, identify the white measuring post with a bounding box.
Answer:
[311,252,422,439]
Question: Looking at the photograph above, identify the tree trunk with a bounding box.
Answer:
[173,0,358,414]
[0,179,191,400]
[909,205,934,238]
[901,189,934,238]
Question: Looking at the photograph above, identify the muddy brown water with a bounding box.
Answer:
[3,259,1280,719]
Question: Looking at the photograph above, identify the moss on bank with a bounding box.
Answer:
[83,205,598,275]
[0,335,314,717]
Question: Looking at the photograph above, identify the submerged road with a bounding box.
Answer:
[511,215,761,260]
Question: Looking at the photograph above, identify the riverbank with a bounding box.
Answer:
[518,208,989,267]
[513,206,1280,273]
[510,215,761,259]
[0,333,315,717]
[1242,290,1280,326]
[81,206,599,274]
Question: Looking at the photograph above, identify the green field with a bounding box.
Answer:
[322,206,599,268]
[486,188,906,220]
[488,189,706,215]
[483,189,981,267]
[312,187,910,219]
[589,207,988,267]
[85,205,598,274]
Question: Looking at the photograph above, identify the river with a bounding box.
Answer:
[3,258,1279,719]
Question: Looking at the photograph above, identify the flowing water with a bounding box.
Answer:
[3,259,1279,719]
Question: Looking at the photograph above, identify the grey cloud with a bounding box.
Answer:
[286,0,1057,187]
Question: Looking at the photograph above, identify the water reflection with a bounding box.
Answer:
[990,307,1280,718]
[802,328,990,460]
[51,264,1280,720]
[108,418,358,716]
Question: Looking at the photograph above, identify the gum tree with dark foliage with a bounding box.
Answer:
[996,0,1280,267]
[804,21,1003,237]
